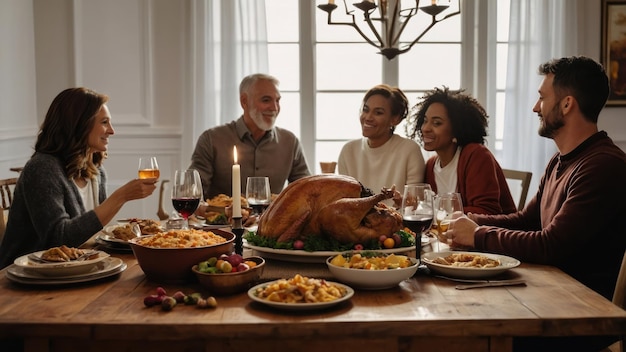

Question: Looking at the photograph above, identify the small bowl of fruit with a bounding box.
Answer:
[192,253,265,295]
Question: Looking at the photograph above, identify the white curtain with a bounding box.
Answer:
[184,0,268,169]
[501,0,580,196]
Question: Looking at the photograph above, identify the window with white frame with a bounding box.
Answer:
[265,0,509,173]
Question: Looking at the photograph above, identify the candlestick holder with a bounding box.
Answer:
[231,217,244,255]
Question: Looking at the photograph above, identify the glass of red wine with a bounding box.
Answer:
[171,169,203,229]
[400,184,433,262]
[246,177,271,216]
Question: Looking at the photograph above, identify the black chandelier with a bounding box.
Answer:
[317,0,461,60]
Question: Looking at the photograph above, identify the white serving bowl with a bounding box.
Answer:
[326,251,419,290]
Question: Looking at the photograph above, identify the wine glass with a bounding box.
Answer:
[433,192,464,252]
[246,176,271,216]
[138,157,160,179]
[171,169,203,229]
[400,184,434,262]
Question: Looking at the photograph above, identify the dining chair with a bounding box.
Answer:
[502,169,532,211]
[156,179,170,220]
[605,251,626,352]
[0,177,18,243]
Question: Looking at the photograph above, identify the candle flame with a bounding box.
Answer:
[233,146,238,164]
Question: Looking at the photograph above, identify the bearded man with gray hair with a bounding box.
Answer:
[189,73,310,201]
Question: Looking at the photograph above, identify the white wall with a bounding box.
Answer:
[579,1,626,151]
[1,0,625,221]
[0,0,189,221]
[0,0,38,178]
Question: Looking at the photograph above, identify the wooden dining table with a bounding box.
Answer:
[0,235,625,352]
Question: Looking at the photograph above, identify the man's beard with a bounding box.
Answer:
[538,104,565,138]
[250,106,276,131]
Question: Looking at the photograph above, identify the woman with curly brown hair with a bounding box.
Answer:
[406,86,516,215]
[0,87,157,268]
[338,84,425,205]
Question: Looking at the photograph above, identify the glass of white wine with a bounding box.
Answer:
[433,192,464,252]
[138,157,160,179]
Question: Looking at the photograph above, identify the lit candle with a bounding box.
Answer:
[232,146,242,218]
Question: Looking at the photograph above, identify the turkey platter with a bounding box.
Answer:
[256,174,404,245]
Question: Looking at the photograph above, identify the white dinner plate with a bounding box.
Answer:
[116,218,162,225]
[8,257,124,280]
[190,224,230,231]
[99,226,133,244]
[245,241,416,263]
[14,250,110,277]
[6,257,127,285]
[97,225,155,248]
[247,280,354,311]
[95,233,133,251]
[421,251,521,279]
[104,223,164,238]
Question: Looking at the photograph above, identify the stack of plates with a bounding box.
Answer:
[6,250,126,285]
[95,229,134,252]
[96,224,144,251]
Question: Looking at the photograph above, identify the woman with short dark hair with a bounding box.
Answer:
[338,84,425,205]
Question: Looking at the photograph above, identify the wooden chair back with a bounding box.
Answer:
[613,251,626,309]
[157,179,170,220]
[606,251,626,352]
[502,169,532,211]
[0,177,18,242]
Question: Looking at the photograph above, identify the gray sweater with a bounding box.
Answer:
[0,153,105,268]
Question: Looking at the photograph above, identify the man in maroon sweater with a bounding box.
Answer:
[448,56,626,351]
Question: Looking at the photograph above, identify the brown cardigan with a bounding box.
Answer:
[424,143,517,215]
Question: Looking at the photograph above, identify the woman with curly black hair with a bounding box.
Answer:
[406,86,516,215]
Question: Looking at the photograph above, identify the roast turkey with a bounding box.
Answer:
[256,174,403,244]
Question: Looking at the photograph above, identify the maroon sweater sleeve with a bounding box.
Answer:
[471,133,626,299]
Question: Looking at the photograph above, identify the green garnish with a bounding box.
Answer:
[243,230,415,252]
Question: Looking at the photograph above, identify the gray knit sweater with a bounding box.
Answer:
[0,153,105,268]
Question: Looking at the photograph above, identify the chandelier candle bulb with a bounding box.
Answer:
[317,0,460,60]
[232,146,242,218]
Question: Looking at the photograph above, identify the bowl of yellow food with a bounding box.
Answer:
[128,228,234,284]
[326,251,419,290]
